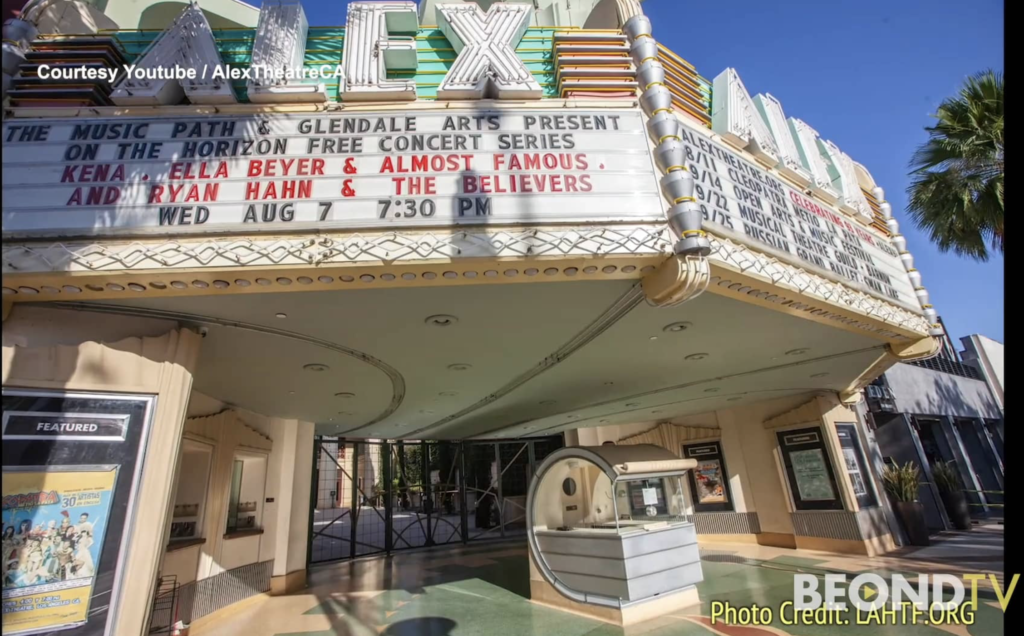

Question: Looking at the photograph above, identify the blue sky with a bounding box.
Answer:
[250,0,1004,343]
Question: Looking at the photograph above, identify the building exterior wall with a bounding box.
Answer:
[960,334,1004,410]
[883,362,1002,420]
[573,391,897,555]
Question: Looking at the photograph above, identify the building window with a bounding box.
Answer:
[836,423,877,508]
[170,439,213,542]
[682,441,734,512]
[777,427,843,511]
[226,452,268,534]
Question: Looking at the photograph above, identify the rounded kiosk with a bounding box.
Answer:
[526,444,704,625]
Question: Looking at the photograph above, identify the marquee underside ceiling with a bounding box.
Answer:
[58,279,886,439]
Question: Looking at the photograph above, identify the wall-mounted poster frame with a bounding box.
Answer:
[835,423,878,509]
[776,426,844,511]
[1,389,156,636]
[682,441,734,512]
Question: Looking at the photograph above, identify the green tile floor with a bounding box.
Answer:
[273,540,1004,636]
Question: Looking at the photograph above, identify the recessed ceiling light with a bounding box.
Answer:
[727,397,743,401]
[335,392,355,399]
[810,372,830,378]
[338,411,353,416]
[289,391,296,395]
[276,313,287,319]
[439,391,458,397]
[448,363,472,371]
[704,388,720,393]
[420,409,435,414]
[304,363,330,372]
[425,314,458,327]
[604,381,614,386]
[599,419,608,424]
[566,414,578,419]
[786,348,810,356]
[649,336,658,341]
[685,353,709,361]
[651,410,662,414]
[625,402,640,407]
[663,322,692,333]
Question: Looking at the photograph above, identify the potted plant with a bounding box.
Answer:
[882,461,930,546]
[932,461,972,530]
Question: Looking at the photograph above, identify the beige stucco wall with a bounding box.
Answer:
[570,392,867,539]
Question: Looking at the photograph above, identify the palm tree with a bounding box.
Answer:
[906,70,1003,261]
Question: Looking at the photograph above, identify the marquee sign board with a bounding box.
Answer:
[676,115,918,309]
[0,109,664,236]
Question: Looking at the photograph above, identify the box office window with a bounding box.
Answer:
[836,423,877,508]
[682,441,733,512]
[777,427,844,511]
[170,439,213,541]
[226,452,267,534]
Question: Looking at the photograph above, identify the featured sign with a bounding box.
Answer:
[2,413,129,442]
[675,116,917,308]
[1,467,117,636]
[1,109,663,237]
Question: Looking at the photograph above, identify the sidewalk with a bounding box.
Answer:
[190,529,1005,636]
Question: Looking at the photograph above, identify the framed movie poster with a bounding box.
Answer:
[682,441,733,512]
[776,427,843,511]
[2,467,118,634]
[836,423,878,508]
[2,389,156,636]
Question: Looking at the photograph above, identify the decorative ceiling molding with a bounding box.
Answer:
[185,408,274,452]
[1,226,672,273]
[46,302,407,433]
[762,398,823,430]
[617,421,721,450]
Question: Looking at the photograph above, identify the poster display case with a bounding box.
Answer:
[2,389,156,636]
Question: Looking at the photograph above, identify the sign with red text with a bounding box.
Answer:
[1,109,663,237]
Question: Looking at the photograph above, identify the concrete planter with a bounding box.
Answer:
[940,490,972,530]
[895,501,931,546]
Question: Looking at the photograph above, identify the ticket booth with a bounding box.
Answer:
[526,444,703,625]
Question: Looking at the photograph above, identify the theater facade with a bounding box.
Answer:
[2,1,941,633]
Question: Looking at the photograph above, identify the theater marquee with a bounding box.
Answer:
[1,109,663,236]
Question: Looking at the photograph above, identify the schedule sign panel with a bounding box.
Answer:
[674,118,918,308]
[1,109,663,237]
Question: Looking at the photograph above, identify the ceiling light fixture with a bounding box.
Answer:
[685,353,709,361]
[425,314,458,327]
[304,363,330,372]
[727,397,743,402]
[704,388,720,393]
[447,363,472,371]
[335,392,355,399]
[276,313,287,319]
[663,322,692,333]
[625,402,640,407]
[649,336,658,341]
[786,348,810,356]
[439,391,458,397]
[810,372,830,378]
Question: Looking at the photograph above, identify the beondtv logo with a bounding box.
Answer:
[795,573,1019,612]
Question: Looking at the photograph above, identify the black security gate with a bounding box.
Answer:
[308,436,562,564]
